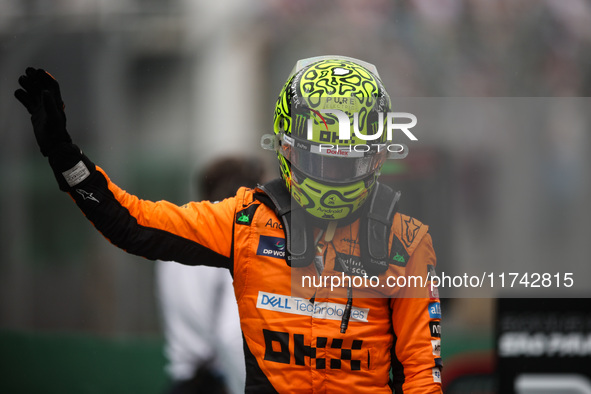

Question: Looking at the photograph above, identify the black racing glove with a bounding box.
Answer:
[15,67,95,191]
[15,67,71,157]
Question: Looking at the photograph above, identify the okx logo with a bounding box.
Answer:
[263,329,365,371]
[256,235,286,259]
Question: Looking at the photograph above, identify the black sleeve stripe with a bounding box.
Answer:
[390,332,405,393]
[71,170,231,268]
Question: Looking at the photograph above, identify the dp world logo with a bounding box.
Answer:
[256,235,286,259]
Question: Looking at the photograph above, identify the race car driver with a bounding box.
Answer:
[15,56,442,393]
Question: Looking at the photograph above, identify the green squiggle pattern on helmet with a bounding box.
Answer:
[272,58,391,220]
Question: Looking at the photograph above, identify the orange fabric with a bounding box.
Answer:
[90,168,442,393]
[98,166,236,258]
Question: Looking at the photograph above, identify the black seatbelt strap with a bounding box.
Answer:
[255,179,401,273]
[359,183,401,276]
[255,179,314,267]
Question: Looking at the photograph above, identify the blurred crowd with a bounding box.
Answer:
[264,0,591,97]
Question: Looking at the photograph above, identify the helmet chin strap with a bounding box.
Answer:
[323,220,337,243]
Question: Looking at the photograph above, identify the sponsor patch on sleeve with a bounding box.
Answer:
[431,339,441,357]
[428,284,440,300]
[427,264,437,278]
[428,302,442,319]
[432,367,442,383]
[429,321,441,338]
[63,160,90,187]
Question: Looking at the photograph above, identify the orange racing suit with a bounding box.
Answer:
[63,162,442,394]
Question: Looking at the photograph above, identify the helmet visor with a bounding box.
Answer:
[278,134,387,183]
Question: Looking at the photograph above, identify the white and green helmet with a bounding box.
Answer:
[268,56,392,221]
